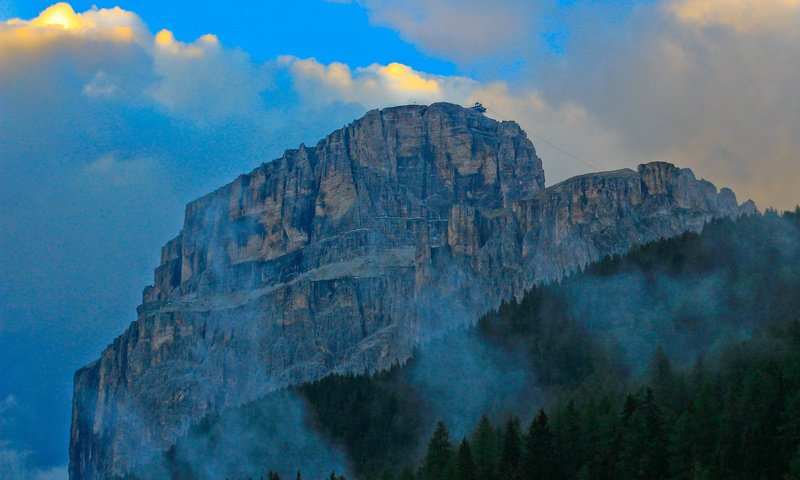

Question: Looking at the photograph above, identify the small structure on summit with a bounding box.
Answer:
[470,102,487,113]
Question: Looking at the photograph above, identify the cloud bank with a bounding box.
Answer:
[336,0,546,64]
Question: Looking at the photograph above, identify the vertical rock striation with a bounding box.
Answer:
[69,103,754,479]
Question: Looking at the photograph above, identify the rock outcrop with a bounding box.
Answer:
[69,103,754,480]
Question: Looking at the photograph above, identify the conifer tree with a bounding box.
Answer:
[397,466,417,480]
[455,438,477,480]
[521,409,557,480]
[649,347,685,414]
[379,468,394,480]
[471,416,498,480]
[616,389,668,480]
[789,446,800,480]
[498,417,522,480]
[421,421,454,480]
[552,400,583,478]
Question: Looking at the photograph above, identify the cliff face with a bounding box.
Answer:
[69,103,754,480]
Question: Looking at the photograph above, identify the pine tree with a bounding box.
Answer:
[552,400,584,478]
[498,417,522,480]
[441,458,458,480]
[472,416,498,480]
[379,468,394,480]
[295,470,302,480]
[616,389,668,480]
[397,466,417,480]
[788,446,800,480]
[455,438,477,480]
[649,347,685,414]
[521,409,558,480]
[585,394,620,479]
[641,388,670,478]
[421,421,454,480]
[670,382,720,478]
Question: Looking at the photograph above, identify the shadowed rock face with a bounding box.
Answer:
[68,103,754,480]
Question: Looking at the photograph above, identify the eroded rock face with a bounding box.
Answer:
[69,103,752,480]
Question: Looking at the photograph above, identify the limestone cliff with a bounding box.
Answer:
[69,103,754,480]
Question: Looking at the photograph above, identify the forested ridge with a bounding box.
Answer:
[123,209,800,480]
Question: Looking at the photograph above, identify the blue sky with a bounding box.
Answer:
[0,0,798,477]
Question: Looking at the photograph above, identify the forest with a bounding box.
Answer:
[122,209,800,480]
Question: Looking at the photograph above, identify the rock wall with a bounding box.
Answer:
[69,103,754,480]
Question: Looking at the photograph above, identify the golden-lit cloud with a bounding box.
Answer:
[1,2,261,122]
[378,63,438,91]
[30,2,82,29]
[278,55,627,184]
[279,56,473,107]
[0,2,145,48]
[0,3,221,60]
[668,0,800,32]
[154,28,220,57]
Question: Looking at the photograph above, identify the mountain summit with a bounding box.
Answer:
[69,102,755,480]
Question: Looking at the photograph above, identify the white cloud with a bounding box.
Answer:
[0,442,28,480]
[0,396,16,428]
[336,0,545,63]
[538,0,800,209]
[31,466,69,480]
[82,70,118,97]
[0,442,67,480]
[0,397,67,480]
[149,30,271,122]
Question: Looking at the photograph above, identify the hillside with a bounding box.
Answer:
[124,209,800,480]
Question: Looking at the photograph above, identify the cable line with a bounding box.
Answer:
[484,106,599,170]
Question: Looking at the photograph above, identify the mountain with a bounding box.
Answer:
[131,211,800,480]
[69,102,755,480]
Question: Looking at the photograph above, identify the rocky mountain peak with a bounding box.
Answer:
[70,103,754,480]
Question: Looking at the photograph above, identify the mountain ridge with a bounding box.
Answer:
[69,102,755,480]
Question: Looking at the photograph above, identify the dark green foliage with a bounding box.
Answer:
[471,416,498,480]
[497,418,522,480]
[378,469,394,480]
[521,410,557,480]
[298,370,427,479]
[403,321,800,480]
[420,422,454,480]
[397,467,417,480]
[455,439,476,480]
[615,389,669,480]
